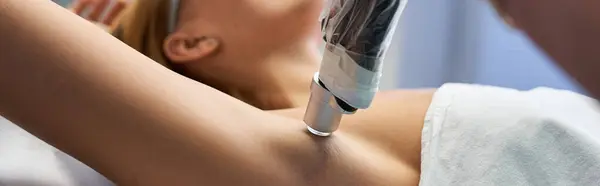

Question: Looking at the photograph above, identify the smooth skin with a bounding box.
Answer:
[0,0,429,185]
[3,0,598,185]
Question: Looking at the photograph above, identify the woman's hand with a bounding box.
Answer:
[70,0,129,28]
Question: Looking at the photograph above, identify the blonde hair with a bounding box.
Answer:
[111,1,293,110]
[112,0,173,68]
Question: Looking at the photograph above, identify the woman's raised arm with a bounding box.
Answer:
[0,0,315,185]
[0,0,427,185]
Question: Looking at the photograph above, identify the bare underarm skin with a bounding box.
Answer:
[0,0,430,185]
[272,89,434,177]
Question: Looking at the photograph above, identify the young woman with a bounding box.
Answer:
[0,0,425,185]
[111,0,324,110]
[0,0,599,185]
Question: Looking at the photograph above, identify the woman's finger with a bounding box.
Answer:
[101,0,128,26]
[87,0,110,22]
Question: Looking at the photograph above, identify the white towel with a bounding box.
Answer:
[420,83,600,186]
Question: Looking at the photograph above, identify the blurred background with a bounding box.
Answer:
[53,0,584,93]
[389,0,583,92]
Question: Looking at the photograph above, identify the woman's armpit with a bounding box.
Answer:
[267,89,434,184]
[266,118,421,186]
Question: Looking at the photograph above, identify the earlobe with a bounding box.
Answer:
[163,33,220,64]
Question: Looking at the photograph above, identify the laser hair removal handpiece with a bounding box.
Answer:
[304,0,408,136]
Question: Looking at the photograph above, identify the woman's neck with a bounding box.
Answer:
[232,44,320,110]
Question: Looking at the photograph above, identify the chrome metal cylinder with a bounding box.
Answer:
[303,73,355,136]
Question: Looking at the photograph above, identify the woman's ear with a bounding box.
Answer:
[163,33,220,64]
